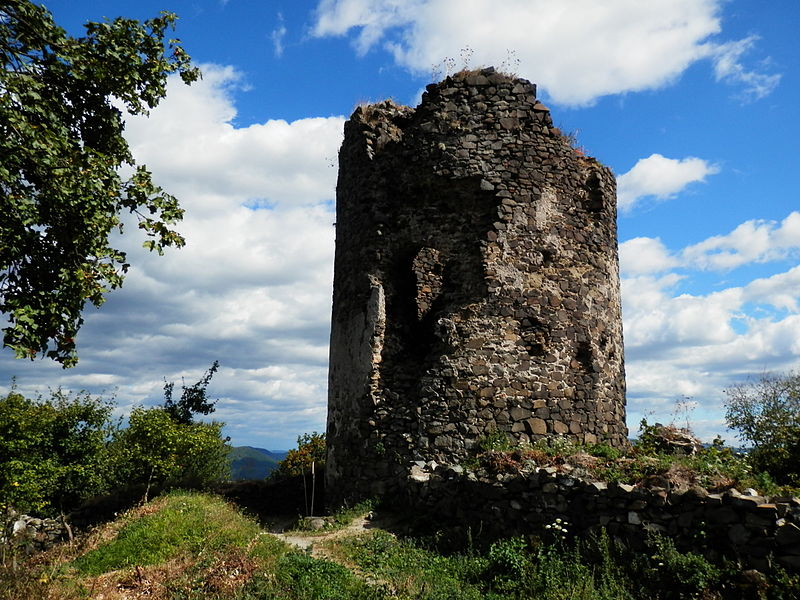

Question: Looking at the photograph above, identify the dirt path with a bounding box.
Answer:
[269,514,380,557]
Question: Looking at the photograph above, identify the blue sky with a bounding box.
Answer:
[2,0,799,450]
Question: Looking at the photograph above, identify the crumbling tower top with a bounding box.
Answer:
[326,68,627,507]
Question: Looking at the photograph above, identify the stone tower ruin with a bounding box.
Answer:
[326,68,626,507]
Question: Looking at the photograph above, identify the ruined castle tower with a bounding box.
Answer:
[326,69,626,506]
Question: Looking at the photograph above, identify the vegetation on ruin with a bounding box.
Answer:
[469,422,798,498]
[467,371,800,498]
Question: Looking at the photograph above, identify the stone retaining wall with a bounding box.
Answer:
[2,509,70,554]
[403,463,800,573]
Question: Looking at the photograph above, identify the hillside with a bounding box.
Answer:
[4,490,799,599]
[228,446,287,480]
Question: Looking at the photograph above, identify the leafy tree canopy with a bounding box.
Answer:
[108,405,230,494]
[274,432,326,478]
[0,368,229,517]
[0,387,115,515]
[725,371,800,485]
[163,360,220,425]
[0,1,199,367]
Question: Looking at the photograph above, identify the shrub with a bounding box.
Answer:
[274,432,326,478]
[486,536,529,588]
[724,372,800,485]
[1,362,229,518]
[0,388,115,516]
[644,533,721,598]
[107,406,230,493]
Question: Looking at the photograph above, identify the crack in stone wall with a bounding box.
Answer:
[326,68,627,507]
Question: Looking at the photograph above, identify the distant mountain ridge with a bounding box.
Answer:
[228,446,288,480]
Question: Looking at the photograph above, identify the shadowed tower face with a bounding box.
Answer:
[326,69,627,507]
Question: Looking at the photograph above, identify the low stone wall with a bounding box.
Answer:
[403,462,800,572]
[2,510,70,554]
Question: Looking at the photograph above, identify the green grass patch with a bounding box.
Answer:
[71,490,269,575]
[336,528,642,599]
[339,530,487,599]
[241,551,384,599]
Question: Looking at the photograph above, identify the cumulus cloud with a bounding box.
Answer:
[621,237,800,441]
[616,154,720,212]
[682,212,800,271]
[620,213,800,278]
[312,0,779,106]
[619,237,679,276]
[123,66,343,212]
[0,65,345,450]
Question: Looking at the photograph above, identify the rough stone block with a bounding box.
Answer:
[526,418,548,435]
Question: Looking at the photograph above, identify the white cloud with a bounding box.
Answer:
[621,253,800,441]
[313,0,423,56]
[712,36,782,101]
[124,65,343,212]
[682,212,800,271]
[619,237,679,275]
[0,66,345,450]
[272,13,287,57]
[616,154,719,212]
[313,0,779,106]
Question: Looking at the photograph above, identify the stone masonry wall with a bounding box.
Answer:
[2,509,70,554]
[404,464,800,573]
[326,68,627,507]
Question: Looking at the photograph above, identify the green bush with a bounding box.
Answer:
[486,536,528,587]
[1,364,229,518]
[725,372,800,486]
[108,406,229,492]
[0,388,115,516]
[643,533,720,599]
[274,432,326,478]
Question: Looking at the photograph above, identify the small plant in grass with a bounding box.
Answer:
[476,431,516,453]
[486,535,529,593]
[643,533,721,599]
[543,518,570,543]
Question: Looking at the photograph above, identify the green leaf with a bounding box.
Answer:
[0,1,199,366]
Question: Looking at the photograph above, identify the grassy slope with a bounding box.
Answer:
[1,491,374,600]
